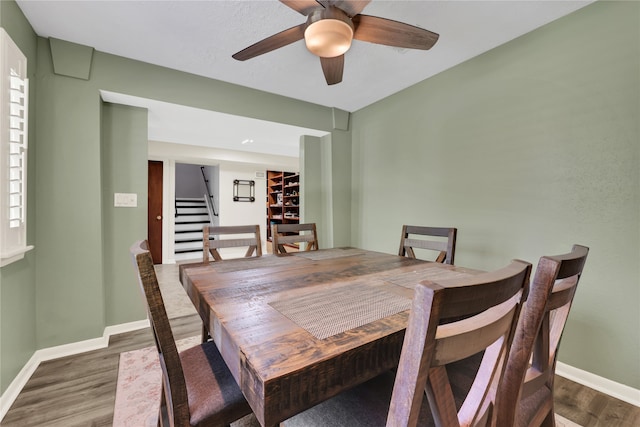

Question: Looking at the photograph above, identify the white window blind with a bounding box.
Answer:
[9,71,27,227]
[1,28,32,266]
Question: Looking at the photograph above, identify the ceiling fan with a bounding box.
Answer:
[232,0,439,85]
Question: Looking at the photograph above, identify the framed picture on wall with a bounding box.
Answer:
[233,179,255,202]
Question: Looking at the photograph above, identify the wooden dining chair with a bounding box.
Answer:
[399,225,458,264]
[271,222,318,254]
[284,259,532,427]
[201,224,262,341]
[203,224,262,262]
[130,240,252,427]
[497,245,589,427]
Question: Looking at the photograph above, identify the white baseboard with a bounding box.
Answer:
[0,351,39,421]
[0,319,149,421]
[556,361,640,407]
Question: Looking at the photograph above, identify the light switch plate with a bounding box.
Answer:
[114,192,137,207]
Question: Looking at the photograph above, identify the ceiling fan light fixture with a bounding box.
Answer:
[305,19,353,58]
[304,7,354,58]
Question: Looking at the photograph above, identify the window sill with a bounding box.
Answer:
[1,245,34,267]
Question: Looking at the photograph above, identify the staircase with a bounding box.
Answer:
[174,198,211,261]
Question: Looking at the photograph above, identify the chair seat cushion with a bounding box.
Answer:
[283,371,435,426]
[180,341,251,426]
[283,352,484,426]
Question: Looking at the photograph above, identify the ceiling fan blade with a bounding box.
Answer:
[320,55,344,85]
[317,0,371,17]
[232,24,306,61]
[280,0,323,15]
[352,15,439,50]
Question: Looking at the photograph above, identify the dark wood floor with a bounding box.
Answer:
[554,376,640,426]
[2,315,198,427]
[3,313,638,426]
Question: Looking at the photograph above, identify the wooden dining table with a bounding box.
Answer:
[179,247,477,427]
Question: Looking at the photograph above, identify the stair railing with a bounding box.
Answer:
[204,192,217,226]
[201,166,218,221]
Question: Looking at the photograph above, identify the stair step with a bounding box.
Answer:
[175,231,206,240]
[175,249,202,254]
[175,229,205,235]
[175,237,213,244]
[176,211,208,217]
[175,224,208,233]
[175,215,207,221]
[176,205,205,211]
[176,204,207,210]
[175,211,208,216]
[175,205,206,211]
[176,199,205,202]
[175,248,202,253]
[175,205,205,210]
[176,199,205,206]
[175,217,210,224]
[175,241,203,250]
[174,251,204,262]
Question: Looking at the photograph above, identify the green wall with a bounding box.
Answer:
[35,37,107,345]
[0,1,38,394]
[351,1,639,388]
[101,103,149,325]
[300,135,325,245]
[300,134,336,248]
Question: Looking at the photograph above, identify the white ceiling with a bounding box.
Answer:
[16,0,593,157]
[100,90,329,157]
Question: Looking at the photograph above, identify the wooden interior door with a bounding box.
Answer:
[147,160,163,264]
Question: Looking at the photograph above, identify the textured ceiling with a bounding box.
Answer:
[16,0,594,156]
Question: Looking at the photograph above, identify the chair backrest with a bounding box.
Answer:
[496,245,589,426]
[399,225,458,264]
[387,259,532,427]
[272,222,318,254]
[203,224,262,262]
[130,240,190,423]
